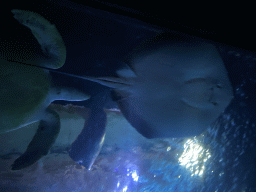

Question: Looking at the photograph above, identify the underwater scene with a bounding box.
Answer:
[0,0,255,191]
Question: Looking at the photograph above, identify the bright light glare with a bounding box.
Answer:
[178,138,211,177]
[132,170,139,182]
[126,168,139,182]
[123,186,128,192]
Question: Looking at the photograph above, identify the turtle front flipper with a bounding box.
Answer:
[11,108,60,171]
[11,9,66,69]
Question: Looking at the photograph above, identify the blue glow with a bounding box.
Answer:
[122,185,128,192]
[126,167,139,182]
[131,170,139,182]
[178,137,211,177]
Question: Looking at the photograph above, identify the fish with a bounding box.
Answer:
[81,32,234,138]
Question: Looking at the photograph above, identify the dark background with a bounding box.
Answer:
[68,0,256,52]
[1,0,255,52]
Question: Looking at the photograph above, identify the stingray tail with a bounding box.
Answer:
[81,62,136,90]
[80,76,130,89]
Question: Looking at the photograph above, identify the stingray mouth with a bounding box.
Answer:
[181,78,221,109]
[181,96,217,109]
[181,88,217,109]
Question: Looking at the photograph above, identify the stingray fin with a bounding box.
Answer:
[113,94,156,139]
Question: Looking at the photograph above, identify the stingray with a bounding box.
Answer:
[82,33,234,138]
[0,10,90,170]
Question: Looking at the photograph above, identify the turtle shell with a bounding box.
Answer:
[0,60,50,132]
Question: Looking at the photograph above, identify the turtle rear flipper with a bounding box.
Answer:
[11,108,60,170]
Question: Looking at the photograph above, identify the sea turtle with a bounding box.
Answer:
[0,9,90,170]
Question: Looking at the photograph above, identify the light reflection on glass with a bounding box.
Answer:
[131,170,139,182]
[122,186,128,192]
[178,137,211,177]
[126,168,139,182]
